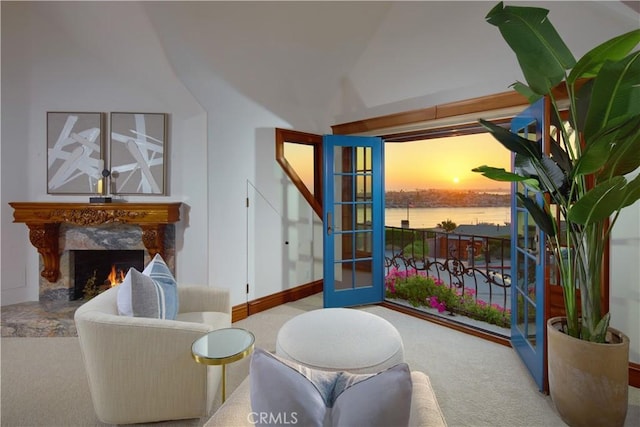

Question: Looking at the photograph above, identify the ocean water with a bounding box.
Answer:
[385,206,510,228]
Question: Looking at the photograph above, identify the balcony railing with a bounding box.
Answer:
[384,226,512,328]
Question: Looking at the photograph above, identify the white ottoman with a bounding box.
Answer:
[275,308,404,374]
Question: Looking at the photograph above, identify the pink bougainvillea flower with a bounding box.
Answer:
[428,296,446,313]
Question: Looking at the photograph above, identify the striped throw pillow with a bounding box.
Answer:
[141,254,179,320]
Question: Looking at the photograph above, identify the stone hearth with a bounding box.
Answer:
[1,300,81,337]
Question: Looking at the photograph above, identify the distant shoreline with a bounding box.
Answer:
[386,188,510,209]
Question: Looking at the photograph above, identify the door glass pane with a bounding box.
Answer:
[527,300,537,347]
[335,262,352,290]
[356,229,372,253]
[517,122,537,141]
[339,146,354,173]
[356,147,371,172]
[356,203,372,227]
[336,232,352,262]
[516,289,526,333]
[354,259,372,288]
[333,204,343,234]
[356,175,371,200]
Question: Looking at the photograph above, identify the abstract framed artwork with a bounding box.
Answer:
[47,112,106,194]
[109,112,167,195]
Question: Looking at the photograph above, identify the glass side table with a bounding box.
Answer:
[191,327,255,402]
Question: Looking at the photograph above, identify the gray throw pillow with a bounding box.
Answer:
[116,254,179,320]
[249,348,412,427]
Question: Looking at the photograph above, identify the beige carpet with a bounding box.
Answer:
[2,294,639,426]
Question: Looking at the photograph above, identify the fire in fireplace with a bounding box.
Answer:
[73,250,144,300]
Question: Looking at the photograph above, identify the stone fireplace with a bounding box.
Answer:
[10,202,181,301]
[73,249,145,300]
[53,222,176,302]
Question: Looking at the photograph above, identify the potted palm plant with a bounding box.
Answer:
[472,2,640,426]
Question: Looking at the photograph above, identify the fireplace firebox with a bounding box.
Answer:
[73,250,144,300]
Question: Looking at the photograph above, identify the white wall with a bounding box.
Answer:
[1,2,208,303]
[2,1,638,363]
[610,171,640,363]
[1,2,32,302]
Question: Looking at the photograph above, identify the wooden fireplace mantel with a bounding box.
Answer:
[9,202,182,283]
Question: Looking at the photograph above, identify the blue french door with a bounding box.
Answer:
[322,135,384,308]
[510,99,547,391]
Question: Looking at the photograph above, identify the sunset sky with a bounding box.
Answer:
[385,133,511,192]
[284,132,512,193]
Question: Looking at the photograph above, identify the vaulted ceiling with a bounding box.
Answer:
[26,1,640,128]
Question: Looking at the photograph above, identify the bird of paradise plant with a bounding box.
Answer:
[473,2,640,343]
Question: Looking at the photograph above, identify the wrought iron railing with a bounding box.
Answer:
[384,226,512,320]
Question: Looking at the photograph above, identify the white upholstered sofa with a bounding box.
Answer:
[74,284,231,424]
[204,370,447,426]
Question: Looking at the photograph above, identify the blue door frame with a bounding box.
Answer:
[322,135,384,308]
[510,98,546,391]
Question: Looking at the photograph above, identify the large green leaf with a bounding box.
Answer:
[584,51,640,141]
[485,2,575,96]
[568,29,640,84]
[574,124,616,176]
[510,81,541,104]
[521,65,562,96]
[479,119,542,159]
[549,134,572,175]
[577,115,640,177]
[567,177,627,225]
[516,193,556,236]
[574,79,593,134]
[598,115,640,178]
[539,154,567,195]
[471,165,540,188]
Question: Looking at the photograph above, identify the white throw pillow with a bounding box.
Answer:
[117,254,179,320]
[249,348,412,427]
[116,269,134,317]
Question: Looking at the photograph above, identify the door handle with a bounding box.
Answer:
[327,212,332,235]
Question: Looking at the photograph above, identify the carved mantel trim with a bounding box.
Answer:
[9,202,182,282]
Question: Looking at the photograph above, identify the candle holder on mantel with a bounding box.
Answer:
[90,168,113,203]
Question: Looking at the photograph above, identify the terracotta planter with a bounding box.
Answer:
[547,317,629,427]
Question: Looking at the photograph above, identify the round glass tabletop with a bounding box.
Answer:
[191,327,255,365]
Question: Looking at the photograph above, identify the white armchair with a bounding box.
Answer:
[74,284,231,425]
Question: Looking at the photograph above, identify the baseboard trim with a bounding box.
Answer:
[248,280,323,315]
[231,304,248,323]
[630,362,640,388]
[231,280,323,322]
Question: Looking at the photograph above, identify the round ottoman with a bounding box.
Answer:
[275,308,404,374]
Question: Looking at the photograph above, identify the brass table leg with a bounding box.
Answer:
[221,364,227,403]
